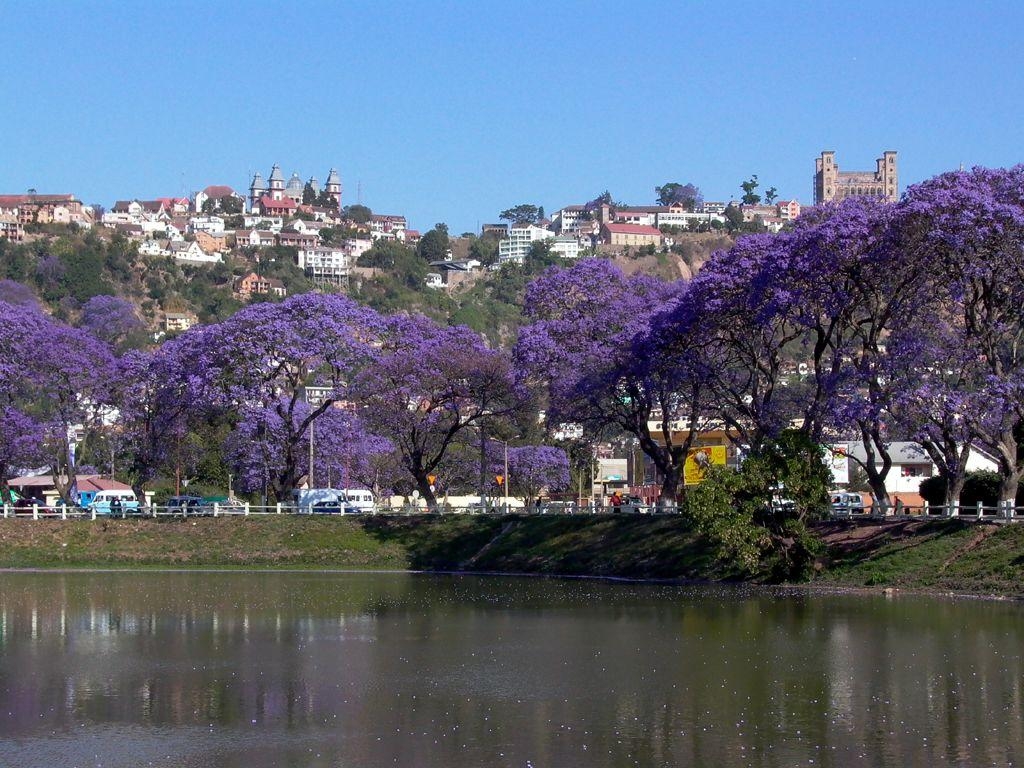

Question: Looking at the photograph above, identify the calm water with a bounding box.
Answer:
[0,573,1021,767]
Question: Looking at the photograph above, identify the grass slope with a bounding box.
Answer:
[3,516,1024,597]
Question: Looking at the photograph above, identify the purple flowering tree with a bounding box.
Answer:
[224,401,393,499]
[886,325,981,506]
[111,346,193,501]
[0,303,115,502]
[661,234,805,449]
[177,293,382,500]
[354,313,520,509]
[0,280,39,308]
[894,166,1024,502]
[506,445,570,502]
[79,295,146,350]
[0,406,46,503]
[516,259,709,503]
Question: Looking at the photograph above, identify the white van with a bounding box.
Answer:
[831,491,865,515]
[340,489,375,514]
[90,490,141,516]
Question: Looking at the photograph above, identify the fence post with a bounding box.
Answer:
[978,501,984,519]
[2,503,8,518]
[276,502,281,514]
[61,505,67,521]
[91,507,96,521]
[213,502,219,517]
[951,501,959,518]
[244,503,250,516]
[32,503,38,521]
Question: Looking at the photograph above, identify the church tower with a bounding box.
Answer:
[249,171,267,213]
[267,164,285,201]
[325,168,342,210]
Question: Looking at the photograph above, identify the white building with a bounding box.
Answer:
[169,241,222,264]
[241,215,283,232]
[655,210,725,229]
[498,224,555,264]
[297,246,351,287]
[189,216,225,235]
[550,236,580,259]
[138,239,170,257]
[837,441,998,500]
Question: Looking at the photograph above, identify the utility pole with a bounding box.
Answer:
[479,424,487,509]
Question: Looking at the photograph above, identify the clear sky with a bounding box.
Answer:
[2,1,1022,233]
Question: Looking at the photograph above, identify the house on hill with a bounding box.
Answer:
[600,222,662,247]
[234,272,287,299]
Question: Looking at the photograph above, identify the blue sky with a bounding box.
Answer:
[2,1,1022,233]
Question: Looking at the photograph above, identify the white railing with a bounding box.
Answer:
[2,500,1021,521]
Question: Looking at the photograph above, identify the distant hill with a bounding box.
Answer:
[0,226,735,348]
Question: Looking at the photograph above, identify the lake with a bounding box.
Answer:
[0,572,1021,767]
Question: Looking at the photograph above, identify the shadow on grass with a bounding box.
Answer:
[356,514,724,580]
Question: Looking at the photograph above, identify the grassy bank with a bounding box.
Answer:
[1,515,1023,597]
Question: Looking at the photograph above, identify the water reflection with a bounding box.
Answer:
[0,573,1021,767]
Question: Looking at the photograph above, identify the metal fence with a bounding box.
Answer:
[3,500,1024,521]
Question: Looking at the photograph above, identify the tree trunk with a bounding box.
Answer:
[858,425,891,511]
[945,471,966,508]
[659,464,682,506]
[132,482,147,508]
[417,474,438,511]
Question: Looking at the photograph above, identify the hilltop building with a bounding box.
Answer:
[249,165,342,214]
[814,151,898,204]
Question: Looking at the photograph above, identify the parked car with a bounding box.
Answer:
[311,500,348,514]
[621,496,652,514]
[540,501,578,514]
[166,495,205,513]
[830,491,866,515]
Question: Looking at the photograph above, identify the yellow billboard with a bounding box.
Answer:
[684,445,727,485]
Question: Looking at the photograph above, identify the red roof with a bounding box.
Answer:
[8,474,132,492]
[0,194,75,206]
[603,223,662,236]
[260,195,297,210]
[202,185,235,198]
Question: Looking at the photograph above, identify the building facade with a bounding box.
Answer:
[814,150,898,204]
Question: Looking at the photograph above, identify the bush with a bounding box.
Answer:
[683,430,827,581]
[919,470,1023,508]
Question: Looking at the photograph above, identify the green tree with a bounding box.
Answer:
[468,236,498,267]
[685,431,828,580]
[499,204,542,225]
[417,224,450,262]
[764,186,778,205]
[740,175,761,205]
[723,203,744,233]
[343,204,372,224]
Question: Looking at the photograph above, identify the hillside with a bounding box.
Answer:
[0,226,733,347]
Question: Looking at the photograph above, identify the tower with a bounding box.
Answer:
[814,151,837,204]
[325,168,342,210]
[267,164,285,200]
[878,151,898,202]
[249,171,267,212]
[285,172,303,204]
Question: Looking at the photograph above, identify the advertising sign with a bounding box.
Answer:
[683,445,727,485]
[829,445,850,485]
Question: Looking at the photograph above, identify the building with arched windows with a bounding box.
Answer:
[814,151,897,204]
